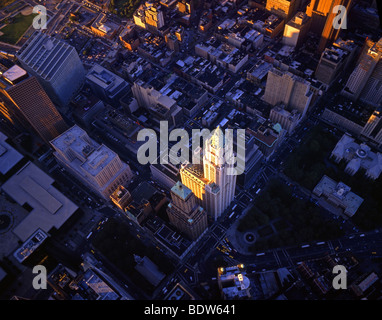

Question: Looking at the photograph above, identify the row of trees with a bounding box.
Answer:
[108,0,141,18]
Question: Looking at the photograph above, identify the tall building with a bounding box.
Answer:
[263,68,313,118]
[133,1,165,31]
[0,65,68,143]
[315,45,351,86]
[342,38,382,104]
[306,0,337,35]
[282,11,311,48]
[180,128,237,221]
[317,0,352,53]
[50,125,133,199]
[266,0,298,20]
[167,181,207,241]
[16,31,86,107]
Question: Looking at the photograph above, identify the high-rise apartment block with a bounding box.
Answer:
[180,128,237,221]
[0,65,68,143]
[50,125,133,199]
[167,181,207,240]
[16,31,86,107]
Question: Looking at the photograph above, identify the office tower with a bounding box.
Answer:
[166,181,207,241]
[16,31,86,107]
[177,0,193,14]
[86,64,129,106]
[180,127,237,221]
[342,38,382,103]
[0,65,68,143]
[317,0,352,53]
[50,125,133,199]
[315,45,350,86]
[282,11,311,48]
[359,38,382,107]
[266,0,298,20]
[263,68,313,118]
[306,0,337,35]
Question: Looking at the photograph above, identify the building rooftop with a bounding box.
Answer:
[171,181,192,201]
[1,161,78,242]
[331,134,382,180]
[16,31,75,81]
[313,175,364,217]
[0,132,24,176]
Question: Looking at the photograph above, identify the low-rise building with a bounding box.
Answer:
[217,264,251,300]
[312,175,364,218]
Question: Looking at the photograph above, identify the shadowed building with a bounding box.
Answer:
[0,65,68,143]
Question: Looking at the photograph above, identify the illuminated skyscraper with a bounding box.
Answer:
[167,181,207,240]
[180,128,237,221]
[316,0,352,53]
[0,65,68,143]
[305,0,353,53]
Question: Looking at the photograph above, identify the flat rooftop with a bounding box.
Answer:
[1,161,78,241]
[313,175,364,217]
[0,132,24,175]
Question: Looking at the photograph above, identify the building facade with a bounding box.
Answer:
[0,65,68,143]
[180,128,237,221]
[167,181,208,240]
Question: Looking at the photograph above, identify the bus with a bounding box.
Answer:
[256,188,261,195]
